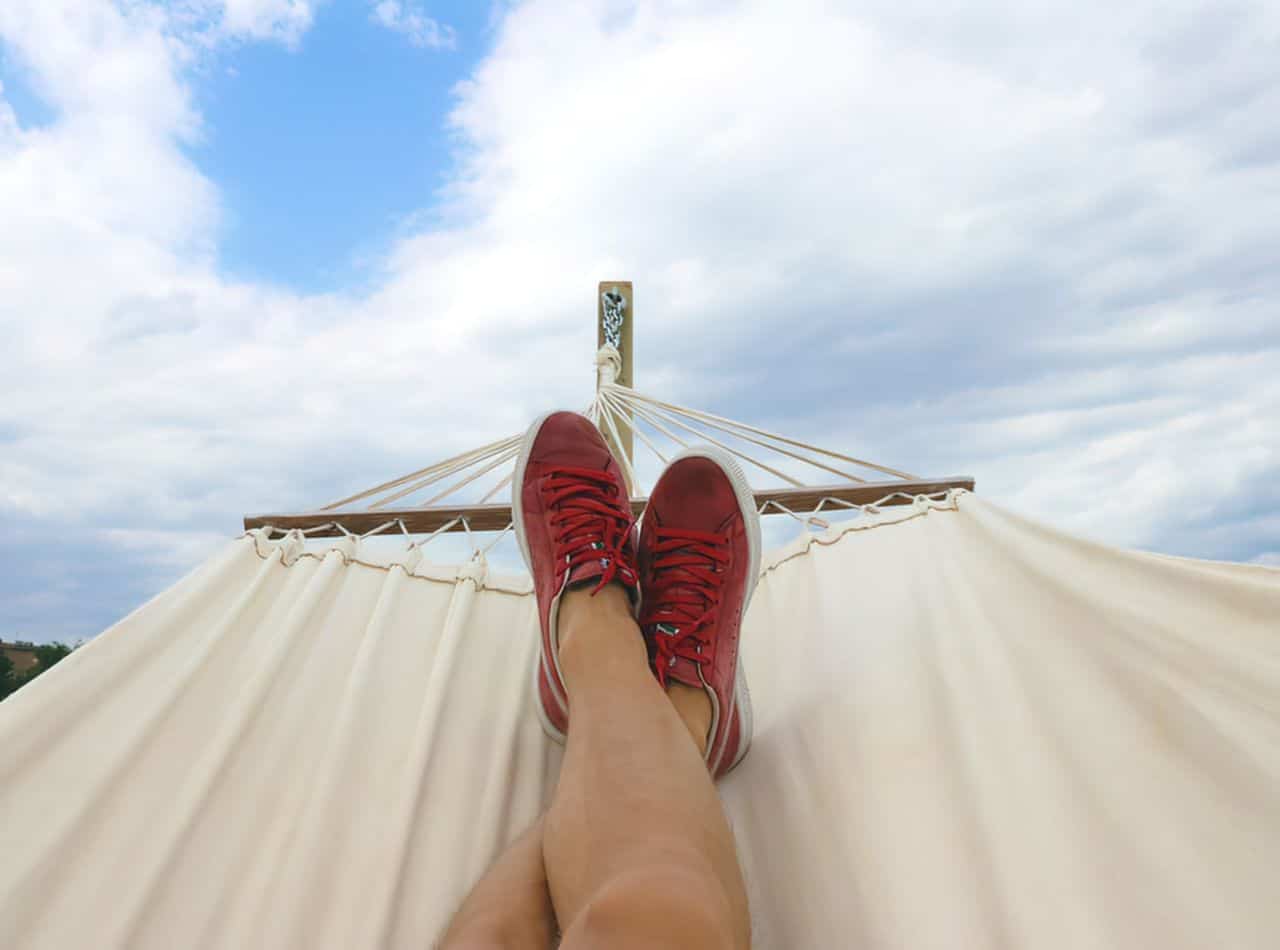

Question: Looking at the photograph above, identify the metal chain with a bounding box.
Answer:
[601,287,626,349]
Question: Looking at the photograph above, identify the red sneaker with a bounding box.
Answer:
[638,445,761,778]
[513,411,640,743]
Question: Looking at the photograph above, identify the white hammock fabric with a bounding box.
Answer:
[1,491,1278,948]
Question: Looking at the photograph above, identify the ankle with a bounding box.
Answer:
[559,580,631,632]
[666,682,712,756]
[557,583,645,675]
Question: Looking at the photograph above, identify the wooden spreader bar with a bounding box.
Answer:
[244,476,974,538]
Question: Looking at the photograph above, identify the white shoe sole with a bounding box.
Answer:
[513,410,570,745]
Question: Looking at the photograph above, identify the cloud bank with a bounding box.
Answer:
[1,0,1277,640]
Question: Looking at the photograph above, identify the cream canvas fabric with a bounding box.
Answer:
[1,491,1277,948]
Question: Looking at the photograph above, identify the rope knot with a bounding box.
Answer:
[595,344,622,387]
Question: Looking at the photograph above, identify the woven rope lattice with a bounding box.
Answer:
[317,363,916,518]
[239,347,971,545]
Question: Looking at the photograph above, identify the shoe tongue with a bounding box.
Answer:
[565,558,606,588]
[664,658,703,688]
[653,622,704,688]
[564,546,638,600]
[664,542,716,594]
[565,540,610,584]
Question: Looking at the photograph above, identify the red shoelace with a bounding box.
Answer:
[543,466,637,593]
[640,527,730,687]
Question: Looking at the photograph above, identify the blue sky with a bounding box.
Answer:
[192,1,490,291]
[0,2,490,294]
[0,49,55,127]
[0,0,1277,644]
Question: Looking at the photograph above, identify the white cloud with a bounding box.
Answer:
[0,0,1278,640]
[370,1,455,50]
[173,0,317,47]
[99,526,231,568]
[217,0,315,45]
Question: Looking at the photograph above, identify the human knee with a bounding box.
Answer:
[567,864,738,950]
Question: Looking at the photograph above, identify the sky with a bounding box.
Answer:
[1,0,1277,644]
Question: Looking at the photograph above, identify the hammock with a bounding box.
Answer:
[1,490,1277,948]
[3,279,1277,947]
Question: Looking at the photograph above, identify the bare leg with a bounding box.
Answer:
[546,584,750,949]
[439,817,557,950]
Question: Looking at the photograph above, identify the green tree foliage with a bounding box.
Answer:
[0,651,15,699]
[0,641,74,700]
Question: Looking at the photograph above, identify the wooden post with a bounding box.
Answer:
[597,281,634,473]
